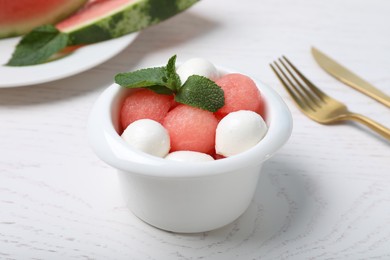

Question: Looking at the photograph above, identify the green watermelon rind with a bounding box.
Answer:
[64,0,199,45]
[6,0,199,66]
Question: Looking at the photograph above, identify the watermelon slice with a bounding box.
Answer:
[56,0,199,45]
[7,0,199,66]
[0,0,88,39]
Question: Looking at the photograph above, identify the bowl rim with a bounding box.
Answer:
[88,66,293,178]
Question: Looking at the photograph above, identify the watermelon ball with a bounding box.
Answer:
[121,119,170,158]
[165,151,214,162]
[215,110,268,157]
[213,153,226,160]
[163,104,219,154]
[120,89,173,130]
[215,73,264,120]
[176,58,219,84]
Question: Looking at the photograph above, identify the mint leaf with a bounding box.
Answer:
[165,55,181,91]
[115,55,181,91]
[175,75,224,112]
[7,25,69,66]
[115,67,167,88]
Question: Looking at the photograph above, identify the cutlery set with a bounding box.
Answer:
[271,48,390,140]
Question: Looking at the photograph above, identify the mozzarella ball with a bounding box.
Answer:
[121,119,170,157]
[215,110,267,157]
[165,151,215,162]
[177,58,219,83]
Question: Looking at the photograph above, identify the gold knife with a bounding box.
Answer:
[311,47,390,108]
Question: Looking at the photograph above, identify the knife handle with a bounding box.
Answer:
[346,113,390,140]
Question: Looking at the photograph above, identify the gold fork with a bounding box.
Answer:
[270,56,390,140]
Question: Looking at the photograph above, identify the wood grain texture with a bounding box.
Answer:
[1,0,389,259]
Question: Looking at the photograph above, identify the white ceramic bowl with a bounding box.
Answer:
[88,67,293,233]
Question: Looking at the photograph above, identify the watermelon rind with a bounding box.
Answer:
[0,0,88,39]
[61,0,199,45]
[6,0,199,66]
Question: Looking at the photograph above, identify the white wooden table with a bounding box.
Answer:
[1,0,390,259]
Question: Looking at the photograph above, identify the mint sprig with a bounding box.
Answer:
[114,55,224,112]
[7,25,69,66]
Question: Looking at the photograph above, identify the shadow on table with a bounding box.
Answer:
[195,157,325,255]
[0,12,219,107]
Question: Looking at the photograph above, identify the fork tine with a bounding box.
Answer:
[270,62,306,107]
[278,58,322,108]
[270,62,315,111]
[281,56,327,101]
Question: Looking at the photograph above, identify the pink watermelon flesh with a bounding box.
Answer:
[163,104,218,154]
[0,0,87,38]
[57,0,133,32]
[120,89,174,131]
[215,73,265,120]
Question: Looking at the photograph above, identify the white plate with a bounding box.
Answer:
[0,33,138,88]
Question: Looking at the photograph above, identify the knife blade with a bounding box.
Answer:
[311,47,390,108]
